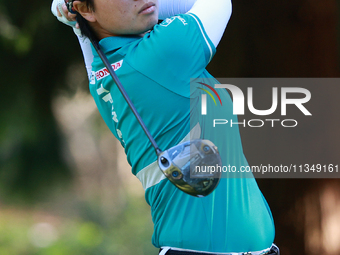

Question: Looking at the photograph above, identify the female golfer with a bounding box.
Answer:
[52,0,279,254]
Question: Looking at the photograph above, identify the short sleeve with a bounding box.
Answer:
[127,13,216,97]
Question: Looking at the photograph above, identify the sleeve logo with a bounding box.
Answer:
[90,71,96,84]
[160,16,188,27]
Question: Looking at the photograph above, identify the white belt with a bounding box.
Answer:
[159,245,273,255]
[136,124,201,190]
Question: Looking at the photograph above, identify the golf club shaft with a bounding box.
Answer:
[91,39,162,156]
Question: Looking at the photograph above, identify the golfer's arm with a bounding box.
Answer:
[158,0,197,19]
[188,0,232,47]
[76,34,94,81]
[51,0,94,79]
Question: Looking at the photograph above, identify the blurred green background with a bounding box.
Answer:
[0,0,340,254]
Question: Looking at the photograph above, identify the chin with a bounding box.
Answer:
[138,19,158,34]
[147,16,159,29]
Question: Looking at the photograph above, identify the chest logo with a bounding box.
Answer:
[95,60,123,81]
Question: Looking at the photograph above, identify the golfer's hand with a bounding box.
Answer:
[57,3,79,28]
[51,0,79,29]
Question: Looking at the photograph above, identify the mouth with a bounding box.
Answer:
[139,2,156,14]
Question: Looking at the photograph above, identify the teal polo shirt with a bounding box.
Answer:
[89,13,275,253]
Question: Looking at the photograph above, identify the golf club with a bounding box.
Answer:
[66,0,222,197]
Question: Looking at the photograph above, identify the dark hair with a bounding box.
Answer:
[75,0,99,43]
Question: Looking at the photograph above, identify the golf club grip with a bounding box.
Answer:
[91,39,162,156]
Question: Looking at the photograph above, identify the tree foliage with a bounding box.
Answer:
[0,0,83,202]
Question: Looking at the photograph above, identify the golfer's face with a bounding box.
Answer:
[93,0,159,37]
